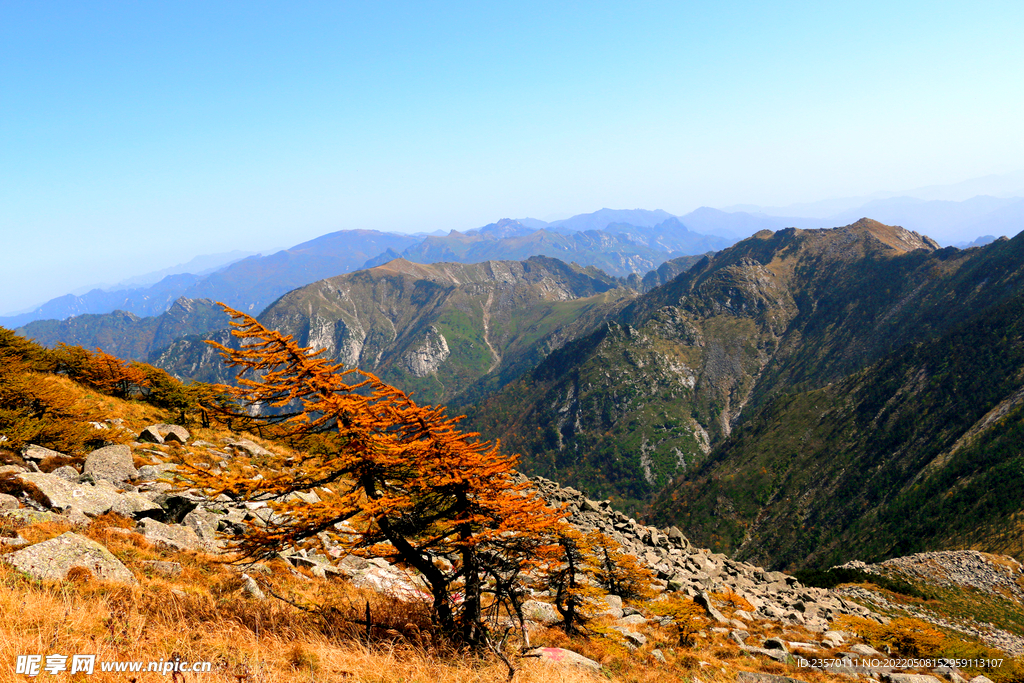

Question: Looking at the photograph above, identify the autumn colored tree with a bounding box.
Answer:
[544,527,604,634]
[51,344,148,398]
[183,305,566,647]
[0,328,99,453]
[592,532,656,602]
[135,363,223,427]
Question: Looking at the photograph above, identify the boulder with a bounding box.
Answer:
[109,492,164,520]
[850,643,883,656]
[0,508,64,525]
[2,532,136,584]
[21,444,64,462]
[526,647,601,672]
[241,573,265,599]
[156,425,190,444]
[596,594,624,619]
[136,518,208,552]
[83,445,137,484]
[522,599,561,625]
[226,439,270,458]
[612,626,647,647]
[50,465,79,482]
[738,673,809,683]
[0,492,18,510]
[618,613,647,626]
[183,508,222,544]
[882,676,944,683]
[139,426,165,444]
[139,560,182,577]
[12,472,123,516]
[136,463,178,481]
[695,591,728,623]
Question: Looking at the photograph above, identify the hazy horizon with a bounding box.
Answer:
[2,1,1022,313]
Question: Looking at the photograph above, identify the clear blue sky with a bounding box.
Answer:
[2,1,1022,312]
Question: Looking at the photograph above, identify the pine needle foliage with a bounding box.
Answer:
[185,305,567,647]
[544,527,605,635]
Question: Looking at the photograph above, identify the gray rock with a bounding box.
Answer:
[737,672,808,683]
[522,599,561,625]
[882,675,945,683]
[822,630,845,647]
[618,613,647,626]
[764,637,789,652]
[83,445,137,484]
[156,425,190,444]
[2,532,136,584]
[50,465,79,482]
[0,492,18,510]
[651,648,667,663]
[1,508,63,525]
[139,426,165,444]
[182,508,222,544]
[612,626,647,647]
[850,643,883,656]
[21,444,64,462]
[226,439,270,457]
[140,560,182,577]
[63,507,91,527]
[740,646,791,663]
[136,463,178,481]
[136,518,208,552]
[12,472,123,516]
[596,593,624,619]
[695,591,728,623]
[109,491,164,520]
[241,573,265,599]
[526,647,601,672]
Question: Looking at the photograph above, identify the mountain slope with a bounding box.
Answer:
[17,298,229,362]
[465,220,1024,515]
[650,281,1024,570]
[155,256,636,406]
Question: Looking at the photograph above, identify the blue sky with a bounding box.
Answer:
[1,1,1022,312]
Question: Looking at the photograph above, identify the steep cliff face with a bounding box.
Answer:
[466,220,1014,513]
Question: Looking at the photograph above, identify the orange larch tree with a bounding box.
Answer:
[183,305,565,647]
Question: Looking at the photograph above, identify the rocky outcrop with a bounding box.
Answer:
[83,445,137,485]
[529,476,873,630]
[402,326,450,377]
[3,532,136,584]
[837,553,1024,656]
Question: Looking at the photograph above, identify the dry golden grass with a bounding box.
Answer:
[0,513,876,683]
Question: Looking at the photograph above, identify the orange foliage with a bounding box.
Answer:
[182,305,566,647]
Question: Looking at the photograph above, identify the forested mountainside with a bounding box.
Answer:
[18,298,229,362]
[464,221,1024,565]
[650,283,1024,571]
[153,256,639,406]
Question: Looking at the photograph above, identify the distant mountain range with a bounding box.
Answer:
[8,216,1024,573]
[2,210,738,328]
